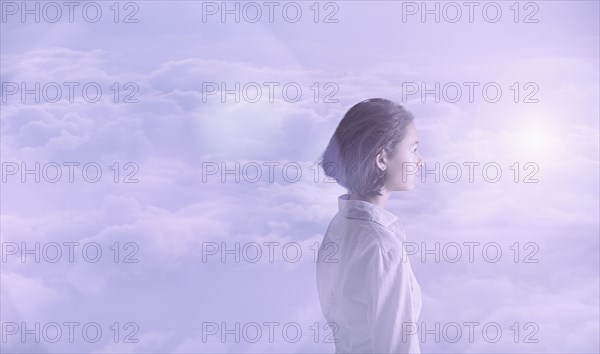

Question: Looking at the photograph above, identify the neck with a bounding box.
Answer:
[349,189,391,209]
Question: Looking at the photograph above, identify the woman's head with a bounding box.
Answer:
[320,98,423,199]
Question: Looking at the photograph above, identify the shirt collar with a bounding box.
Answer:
[338,194,406,240]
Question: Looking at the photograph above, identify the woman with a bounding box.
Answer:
[316,98,424,353]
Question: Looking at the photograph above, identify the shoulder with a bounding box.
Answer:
[328,214,405,261]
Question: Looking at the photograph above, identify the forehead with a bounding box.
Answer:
[401,122,418,144]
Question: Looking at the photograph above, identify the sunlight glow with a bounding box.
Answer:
[511,112,561,159]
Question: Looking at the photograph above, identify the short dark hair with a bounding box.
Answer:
[319,98,415,199]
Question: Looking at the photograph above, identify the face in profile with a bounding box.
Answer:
[380,122,423,191]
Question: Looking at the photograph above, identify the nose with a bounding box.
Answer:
[416,154,424,172]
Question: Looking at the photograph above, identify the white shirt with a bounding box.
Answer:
[316,194,422,353]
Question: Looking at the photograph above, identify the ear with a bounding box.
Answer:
[375,149,388,171]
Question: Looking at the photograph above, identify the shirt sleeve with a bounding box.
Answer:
[367,239,420,354]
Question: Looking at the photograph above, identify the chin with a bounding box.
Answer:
[394,184,414,192]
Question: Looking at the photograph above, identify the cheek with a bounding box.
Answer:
[392,153,419,183]
[405,152,418,163]
[393,153,414,171]
[390,154,412,180]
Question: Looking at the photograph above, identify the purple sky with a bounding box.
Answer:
[1,1,599,353]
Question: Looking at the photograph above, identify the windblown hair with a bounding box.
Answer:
[319,98,414,199]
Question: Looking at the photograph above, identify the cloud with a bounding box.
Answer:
[1,2,598,352]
